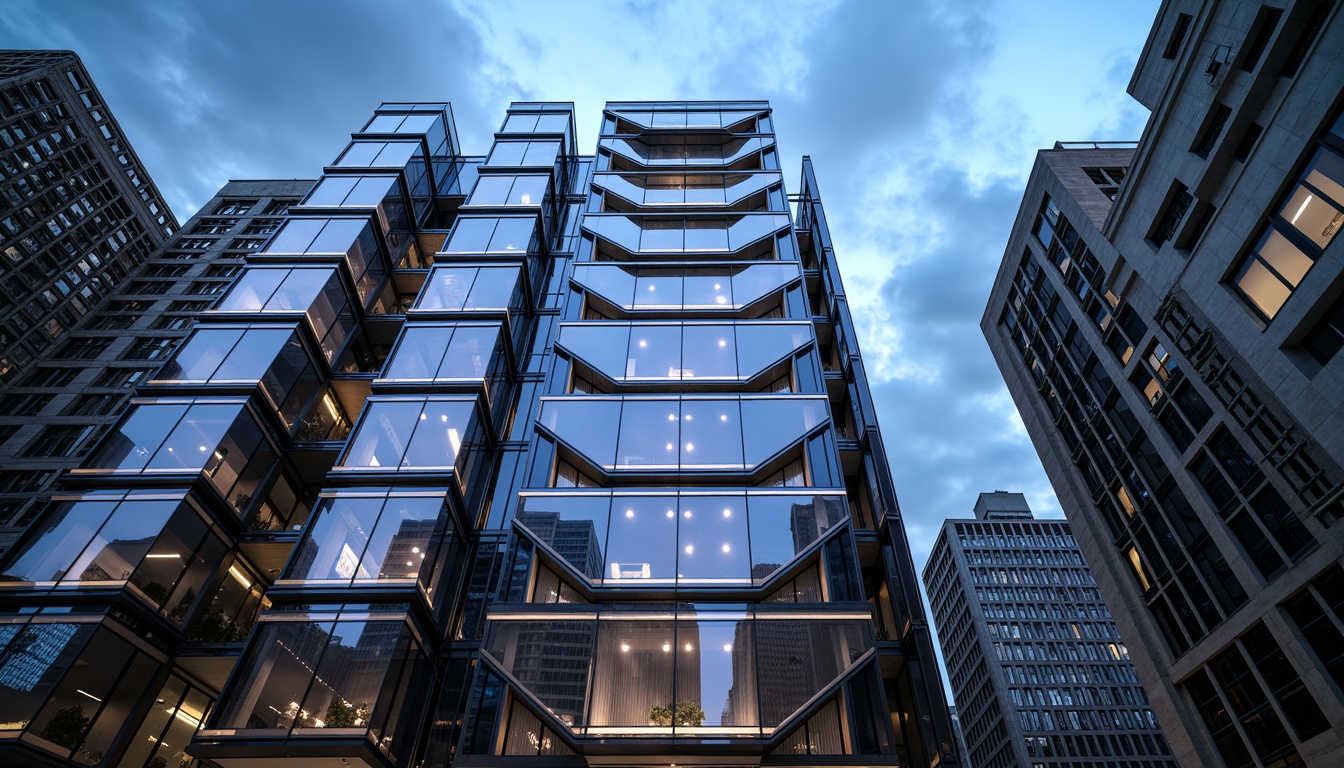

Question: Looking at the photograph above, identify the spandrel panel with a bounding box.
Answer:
[606,495,677,582]
[677,496,749,582]
[517,495,609,580]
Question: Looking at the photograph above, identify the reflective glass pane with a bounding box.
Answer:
[438,325,498,379]
[159,328,244,382]
[344,401,422,468]
[755,620,869,726]
[685,218,729,251]
[502,113,539,133]
[606,495,677,582]
[1280,182,1342,249]
[732,263,798,305]
[28,626,139,751]
[573,265,637,308]
[509,176,547,206]
[95,403,189,471]
[2,500,116,582]
[64,499,177,584]
[625,325,681,379]
[292,496,384,581]
[336,142,384,166]
[740,399,825,466]
[347,176,397,207]
[359,496,442,582]
[522,142,560,167]
[444,218,496,253]
[677,495,749,582]
[1237,259,1292,319]
[310,218,369,255]
[464,267,519,310]
[146,403,241,471]
[269,268,333,311]
[616,400,680,467]
[487,217,535,252]
[589,215,641,250]
[736,323,810,377]
[639,219,684,252]
[679,399,743,468]
[1256,227,1313,286]
[727,214,786,250]
[558,324,630,379]
[517,495,609,580]
[0,622,94,731]
[215,328,291,381]
[265,219,324,252]
[681,325,737,379]
[539,400,621,468]
[132,507,210,611]
[385,327,454,380]
[682,274,730,308]
[748,495,833,580]
[1303,147,1344,210]
[633,270,682,308]
[486,142,528,167]
[469,176,513,206]
[535,114,568,134]
[295,620,404,731]
[403,400,475,467]
[590,621,675,726]
[217,269,280,311]
[214,620,337,731]
[683,620,757,728]
[486,620,595,727]
[419,267,477,311]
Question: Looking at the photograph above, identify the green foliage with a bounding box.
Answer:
[38,704,89,749]
[324,699,369,728]
[648,700,705,727]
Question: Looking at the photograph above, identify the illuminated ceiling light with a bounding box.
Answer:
[684,643,693,652]
[718,340,726,347]
[667,413,676,421]
[419,413,426,420]
[1292,194,1313,224]
[77,689,102,702]
[713,283,721,290]
[662,643,671,652]
[665,509,675,518]
[722,508,732,517]
[716,296,727,304]
[683,510,692,518]
[625,509,635,518]
[666,442,674,451]
[683,413,692,420]
[228,564,252,588]
[198,445,207,452]
[620,643,631,652]
[145,553,181,559]
[411,547,420,553]
[440,413,447,422]
[685,443,694,452]
[638,339,648,347]
[721,543,731,553]
[684,545,694,554]
[719,414,727,421]
[648,285,656,291]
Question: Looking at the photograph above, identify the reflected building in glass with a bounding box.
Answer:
[983,3,1344,766]
[0,100,958,767]
[923,492,1175,768]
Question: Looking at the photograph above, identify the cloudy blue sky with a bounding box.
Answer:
[4,0,1158,649]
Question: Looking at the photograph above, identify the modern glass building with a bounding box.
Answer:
[924,492,1175,768]
[0,100,959,768]
[983,2,1344,766]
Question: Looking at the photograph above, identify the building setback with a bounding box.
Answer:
[924,492,1175,768]
[983,2,1344,766]
[0,179,312,551]
[0,100,960,768]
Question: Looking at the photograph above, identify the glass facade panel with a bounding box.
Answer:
[616,400,680,468]
[589,620,675,727]
[539,399,621,468]
[517,495,609,580]
[678,400,743,468]
[606,495,677,582]
[385,326,456,380]
[625,326,680,379]
[748,495,845,582]
[677,496,749,582]
[342,400,424,469]
[1,500,119,583]
[91,402,191,472]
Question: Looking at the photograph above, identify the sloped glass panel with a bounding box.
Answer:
[727,214,789,250]
[740,398,825,466]
[756,620,869,726]
[517,495,609,580]
[485,620,596,728]
[538,399,621,468]
[736,323,812,377]
[748,495,845,582]
[556,324,630,379]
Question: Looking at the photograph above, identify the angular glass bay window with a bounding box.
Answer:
[584,213,790,255]
[592,172,783,208]
[599,136,773,168]
[118,674,214,768]
[572,261,801,312]
[486,140,561,170]
[338,396,483,480]
[335,140,430,201]
[259,216,386,304]
[214,266,356,363]
[0,615,161,763]
[558,321,811,382]
[0,491,228,626]
[537,395,828,473]
[283,490,462,604]
[606,108,766,132]
[415,264,524,313]
[205,607,428,765]
[482,609,871,736]
[81,398,278,515]
[467,174,549,208]
[500,111,571,137]
[516,490,846,587]
[440,215,538,255]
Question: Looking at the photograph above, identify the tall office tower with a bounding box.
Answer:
[0,180,311,552]
[0,101,958,768]
[923,492,1175,768]
[0,50,178,386]
[983,2,1344,766]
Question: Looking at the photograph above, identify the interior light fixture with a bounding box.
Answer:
[76,689,102,702]
[1292,194,1313,225]
[723,644,733,652]
[684,643,693,652]
[620,643,631,652]
[722,508,732,518]
[684,545,694,554]
[666,510,675,518]
[639,339,647,347]
[662,642,671,652]
[721,543,731,553]
[625,509,635,518]
[718,340,726,347]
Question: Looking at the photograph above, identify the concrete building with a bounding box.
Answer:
[0,179,312,551]
[0,51,177,383]
[0,100,960,768]
[983,2,1344,766]
[924,492,1175,768]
